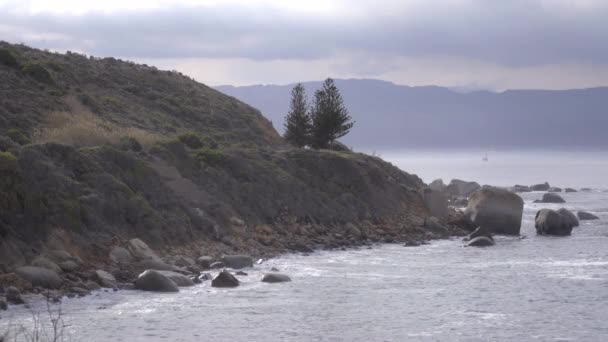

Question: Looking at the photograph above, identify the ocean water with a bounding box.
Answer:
[2,150,608,341]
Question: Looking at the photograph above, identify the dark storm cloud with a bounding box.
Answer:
[1,0,608,66]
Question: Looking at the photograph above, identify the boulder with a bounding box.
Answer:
[31,256,63,274]
[128,238,161,261]
[446,179,481,198]
[15,266,62,289]
[134,270,179,292]
[221,255,253,269]
[565,188,577,193]
[6,286,25,305]
[174,256,195,267]
[210,262,225,269]
[530,182,550,191]
[200,273,213,281]
[548,187,562,193]
[467,236,495,247]
[0,299,6,310]
[557,208,579,228]
[157,271,195,287]
[261,273,292,283]
[464,186,524,235]
[465,226,493,241]
[95,270,117,288]
[429,179,445,192]
[512,185,532,193]
[423,188,448,218]
[46,250,76,263]
[211,270,240,288]
[109,246,133,264]
[197,256,214,269]
[535,209,574,236]
[535,193,566,204]
[84,281,101,291]
[70,287,90,297]
[58,260,79,272]
[136,259,174,271]
[0,273,32,291]
[578,211,599,220]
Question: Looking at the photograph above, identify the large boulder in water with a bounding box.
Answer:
[578,211,599,220]
[446,179,481,198]
[548,187,562,193]
[467,236,495,247]
[535,193,565,204]
[535,209,574,236]
[261,273,292,283]
[531,182,550,191]
[211,270,240,288]
[221,255,253,269]
[15,266,62,289]
[565,188,577,193]
[557,208,579,228]
[134,270,179,292]
[422,188,448,218]
[157,271,195,287]
[464,186,524,235]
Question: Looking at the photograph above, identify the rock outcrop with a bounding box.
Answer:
[422,188,448,218]
[535,209,574,236]
[211,270,240,288]
[534,193,566,204]
[446,179,481,198]
[530,182,550,191]
[464,186,524,235]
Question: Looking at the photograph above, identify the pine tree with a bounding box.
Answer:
[310,78,354,149]
[283,83,311,147]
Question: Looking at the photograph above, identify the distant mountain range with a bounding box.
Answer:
[216,79,608,150]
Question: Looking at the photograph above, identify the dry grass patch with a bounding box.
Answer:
[34,111,161,148]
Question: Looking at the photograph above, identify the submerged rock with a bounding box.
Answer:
[535,193,566,204]
[221,255,253,269]
[565,188,577,193]
[261,273,292,283]
[134,270,179,292]
[467,236,495,247]
[464,186,524,235]
[535,209,574,236]
[578,211,599,220]
[465,226,494,241]
[15,266,62,289]
[211,270,240,288]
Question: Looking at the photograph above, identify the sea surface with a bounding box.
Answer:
[2,150,608,341]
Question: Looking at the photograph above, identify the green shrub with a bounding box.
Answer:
[0,151,18,172]
[21,62,53,83]
[194,148,224,166]
[6,128,31,145]
[0,49,18,68]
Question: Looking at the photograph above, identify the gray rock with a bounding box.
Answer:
[424,217,449,237]
[429,179,445,192]
[210,261,225,269]
[512,185,532,193]
[84,281,101,291]
[135,270,179,292]
[221,255,253,269]
[565,188,577,193]
[58,260,79,272]
[109,246,133,264]
[173,256,195,267]
[535,209,574,236]
[15,266,62,289]
[464,186,524,235]
[578,211,600,220]
[446,179,481,198]
[530,182,550,191]
[580,188,593,192]
[0,298,7,310]
[46,250,75,263]
[128,238,161,261]
[548,187,562,193]
[6,286,25,304]
[451,197,468,207]
[136,259,174,271]
[465,226,494,241]
[200,273,213,281]
[70,287,90,297]
[467,236,495,247]
[261,273,292,283]
[157,271,195,287]
[31,257,63,274]
[536,193,566,203]
[95,270,117,288]
[557,208,579,228]
[197,256,214,269]
[423,188,448,218]
[211,270,240,288]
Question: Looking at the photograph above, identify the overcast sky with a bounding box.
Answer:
[1,0,608,90]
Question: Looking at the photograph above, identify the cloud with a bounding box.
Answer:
[1,0,608,68]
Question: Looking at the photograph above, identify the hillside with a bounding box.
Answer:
[216,79,608,150]
[0,42,458,278]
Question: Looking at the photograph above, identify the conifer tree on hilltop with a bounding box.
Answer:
[310,78,354,149]
[283,83,311,148]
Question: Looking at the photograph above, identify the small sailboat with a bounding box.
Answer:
[482,153,489,162]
